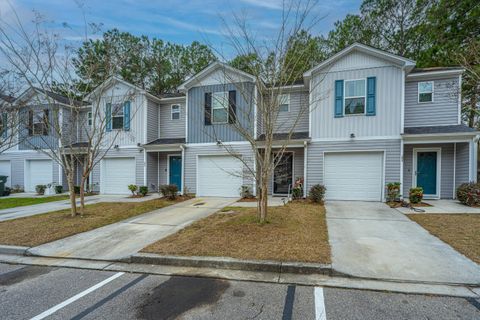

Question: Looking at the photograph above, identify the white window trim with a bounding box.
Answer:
[278,94,290,112]
[412,147,441,199]
[211,91,229,124]
[171,104,180,120]
[111,103,125,130]
[417,81,434,103]
[87,111,92,126]
[343,78,367,116]
[32,110,46,136]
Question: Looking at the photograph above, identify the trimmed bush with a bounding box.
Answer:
[239,185,254,199]
[128,184,138,196]
[35,184,46,195]
[386,182,401,202]
[456,182,480,206]
[138,186,149,197]
[308,184,326,203]
[54,185,63,194]
[409,187,423,204]
[159,184,178,200]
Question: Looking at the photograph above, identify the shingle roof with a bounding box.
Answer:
[256,131,310,141]
[40,89,89,107]
[403,125,478,135]
[410,67,463,73]
[0,93,15,103]
[145,138,186,145]
[159,92,186,99]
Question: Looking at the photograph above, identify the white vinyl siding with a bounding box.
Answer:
[101,157,136,194]
[197,155,243,197]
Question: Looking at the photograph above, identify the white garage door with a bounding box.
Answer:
[0,160,11,187]
[324,152,383,201]
[25,159,53,192]
[197,155,243,197]
[102,158,136,194]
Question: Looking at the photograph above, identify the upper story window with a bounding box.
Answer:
[212,91,229,124]
[344,79,366,115]
[278,94,290,112]
[111,103,124,130]
[29,109,48,136]
[171,104,180,120]
[418,81,434,103]
[87,112,92,126]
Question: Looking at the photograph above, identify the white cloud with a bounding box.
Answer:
[237,0,282,10]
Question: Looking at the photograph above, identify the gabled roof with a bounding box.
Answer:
[303,43,416,79]
[14,87,87,107]
[86,76,162,103]
[178,61,255,91]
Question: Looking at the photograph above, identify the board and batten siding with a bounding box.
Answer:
[184,143,254,195]
[146,98,159,143]
[403,143,455,199]
[305,139,401,194]
[310,65,402,139]
[187,82,254,143]
[160,101,186,139]
[404,77,460,127]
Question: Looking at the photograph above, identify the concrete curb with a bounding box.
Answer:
[0,244,30,256]
[130,253,338,275]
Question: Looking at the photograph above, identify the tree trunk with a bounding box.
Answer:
[67,175,77,217]
[259,176,268,223]
[79,175,86,215]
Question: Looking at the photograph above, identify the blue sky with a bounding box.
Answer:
[2,0,361,57]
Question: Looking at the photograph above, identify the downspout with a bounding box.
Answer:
[453,142,456,199]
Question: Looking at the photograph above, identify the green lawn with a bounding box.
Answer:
[0,195,70,210]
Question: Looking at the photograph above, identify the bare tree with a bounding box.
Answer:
[197,0,327,223]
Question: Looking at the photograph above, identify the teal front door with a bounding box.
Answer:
[169,156,182,191]
[416,151,437,195]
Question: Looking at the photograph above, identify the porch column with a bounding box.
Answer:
[303,141,308,198]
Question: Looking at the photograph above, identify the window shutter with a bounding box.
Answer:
[43,109,49,135]
[123,101,131,131]
[334,80,344,118]
[28,110,33,136]
[228,90,237,124]
[105,103,112,132]
[2,113,7,139]
[204,92,212,125]
[366,76,376,116]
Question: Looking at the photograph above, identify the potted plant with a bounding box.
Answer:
[386,182,401,202]
[409,187,423,204]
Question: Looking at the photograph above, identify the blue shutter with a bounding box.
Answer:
[123,101,131,131]
[334,80,344,118]
[366,76,376,116]
[105,103,112,132]
[2,113,7,139]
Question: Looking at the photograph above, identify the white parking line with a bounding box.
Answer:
[29,272,124,320]
[314,287,327,320]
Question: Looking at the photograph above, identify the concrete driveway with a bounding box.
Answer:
[326,201,480,285]
[27,197,238,261]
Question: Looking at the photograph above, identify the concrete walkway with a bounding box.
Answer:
[0,193,163,222]
[27,197,238,261]
[326,201,480,285]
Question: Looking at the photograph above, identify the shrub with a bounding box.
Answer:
[74,186,80,194]
[3,187,11,196]
[409,187,423,204]
[292,177,304,200]
[128,184,138,196]
[54,185,63,194]
[35,184,46,195]
[239,185,254,199]
[159,184,178,200]
[386,182,401,202]
[11,185,24,193]
[308,184,326,203]
[138,186,149,197]
[456,182,480,206]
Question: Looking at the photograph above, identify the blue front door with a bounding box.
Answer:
[416,151,437,195]
[169,156,182,191]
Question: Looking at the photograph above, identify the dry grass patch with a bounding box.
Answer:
[0,197,186,247]
[143,201,331,263]
[409,214,480,264]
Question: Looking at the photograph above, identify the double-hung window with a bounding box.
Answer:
[212,91,229,124]
[171,104,180,120]
[418,81,433,103]
[344,79,366,115]
[32,110,48,136]
[87,111,92,126]
[111,103,124,130]
[278,94,290,112]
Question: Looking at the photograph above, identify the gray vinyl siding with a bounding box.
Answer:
[268,147,304,194]
[146,152,158,191]
[146,98,159,143]
[78,109,91,142]
[61,108,77,146]
[18,105,59,150]
[184,143,254,195]
[187,82,254,143]
[305,139,401,195]
[403,143,455,199]
[455,142,470,188]
[160,102,185,139]
[0,151,60,189]
[405,77,460,127]
[310,65,403,139]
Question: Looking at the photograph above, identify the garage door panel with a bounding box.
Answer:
[26,160,53,192]
[197,156,243,197]
[102,158,136,194]
[324,152,383,201]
